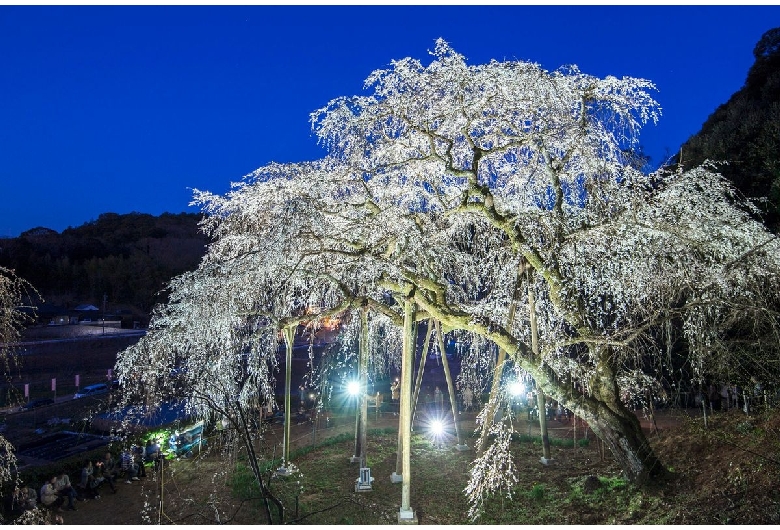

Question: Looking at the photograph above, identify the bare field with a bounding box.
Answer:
[4,327,144,404]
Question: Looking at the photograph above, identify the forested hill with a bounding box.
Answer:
[674,27,780,232]
[0,212,209,315]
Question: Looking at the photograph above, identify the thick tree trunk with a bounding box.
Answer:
[569,349,667,483]
[412,289,668,485]
[577,398,666,483]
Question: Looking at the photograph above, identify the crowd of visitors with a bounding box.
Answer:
[4,439,164,523]
[695,378,770,414]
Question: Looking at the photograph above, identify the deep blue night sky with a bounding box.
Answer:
[1,5,778,237]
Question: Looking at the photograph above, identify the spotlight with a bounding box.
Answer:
[428,419,447,449]
[430,420,444,436]
[347,381,361,396]
[510,381,525,397]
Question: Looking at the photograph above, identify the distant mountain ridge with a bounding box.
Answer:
[0,211,209,318]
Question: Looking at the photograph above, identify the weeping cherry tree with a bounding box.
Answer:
[117,41,780,520]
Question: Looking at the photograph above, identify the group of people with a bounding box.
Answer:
[80,447,146,499]
[527,399,571,422]
[389,380,476,415]
[8,481,64,524]
[42,472,80,512]
[4,473,78,524]
[7,471,81,517]
[7,438,163,522]
[701,378,767,414]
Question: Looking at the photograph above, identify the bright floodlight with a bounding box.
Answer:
[347,381,361,396]
[510,381,525,397]
[430,420,444,436]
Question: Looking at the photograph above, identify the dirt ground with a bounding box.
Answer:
[53,410,602,525]
[54,407,734,525]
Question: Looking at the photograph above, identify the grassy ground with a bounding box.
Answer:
[54,406,780,525]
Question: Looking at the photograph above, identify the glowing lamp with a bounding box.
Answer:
[430,420,444,436]
[347,381,361,396]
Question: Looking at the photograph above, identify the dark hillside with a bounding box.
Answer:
[675,27,780,231]
[0,212,209,315]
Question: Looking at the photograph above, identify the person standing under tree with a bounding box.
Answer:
[720,383,730,411]
[390,379,400,415]
[132,445,147,477]
[708,382,720,412]
[298,384,307,408]
[463,386,474,412]
[434,386,444,411]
